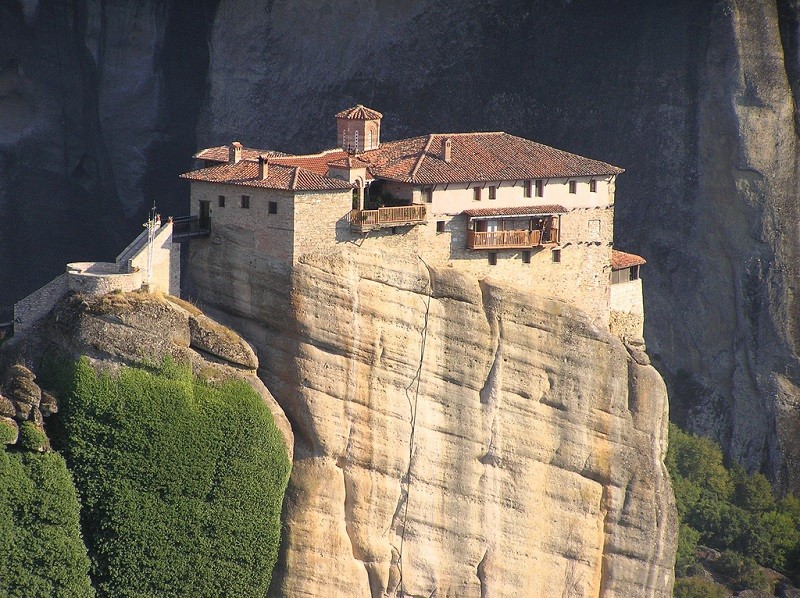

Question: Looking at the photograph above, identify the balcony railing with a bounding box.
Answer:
[172,215,210,242]
[350,205,427,231]
[467,228,558,249]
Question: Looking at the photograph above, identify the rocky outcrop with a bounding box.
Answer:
[189,245,677,597]
[1,290,293,460]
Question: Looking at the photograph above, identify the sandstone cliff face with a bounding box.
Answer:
[188,244,676,597]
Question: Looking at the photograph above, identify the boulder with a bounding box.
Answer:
[188,314,258,370]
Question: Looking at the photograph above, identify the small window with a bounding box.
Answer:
[631,265,640,280]
[522,250,531,264]
[268,201,277,215]
[474,186,482,201]
[424,187,433,203]
[218,195,226,207]
[568,180,576,194]
[589,179,597,193]
[524,180,532,198]
[535,179,544,197]
[488,252,498,266]
[354,130,359,151]
[241,195,250,209]
[436,220,446,233]
[551,249,561,263]
[489,185,497,200]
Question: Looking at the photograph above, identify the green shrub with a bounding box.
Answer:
[52,357,291,597]
[17,421,47,451]
[673,576,727,598]
[713,550,768,592]
[0,420,17,444]
[0,450,93,597]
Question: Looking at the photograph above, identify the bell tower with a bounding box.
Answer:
[336,104,382,152]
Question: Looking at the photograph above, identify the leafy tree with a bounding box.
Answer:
[0,450,93,597]
[667,425,732,500]
[51,357,291,597]
[673,576,727,598]
[675,524,701,577]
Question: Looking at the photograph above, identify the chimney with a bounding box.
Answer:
[258,154,269,180]
[229,141,243,164]
[442,137,452,163]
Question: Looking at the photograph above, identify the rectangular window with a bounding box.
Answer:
[535,179,544,197]
[631,265,639,280]
[568,180,576,194]
[489,185,497,200]
[589,179,597,193]
[488,252,497,266]
[218,195,226,207]
[268,201,277,214]
[241,195,250,209]
[551,249,561,263]
[474,186,482,201]
[424,187,433,203]
[524,180,532,198]
[522,250,531,264]
[436,220,446,233]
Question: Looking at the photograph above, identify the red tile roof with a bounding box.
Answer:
[611,249,646,270]
[180,161,353,191]
[269,149,350,175]
[360,132,624,184]
[335,105,383,120]
[193,145,290,163]
[463,205,567,218]
[327,155,371,168]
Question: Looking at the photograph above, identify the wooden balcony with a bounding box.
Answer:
[350,205,427,231]
[467,228,558,249]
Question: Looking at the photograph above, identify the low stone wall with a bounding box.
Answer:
[66,262,143,295]
[13,273,69,334]
[610,278,644,339]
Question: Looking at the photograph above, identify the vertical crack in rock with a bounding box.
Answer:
[397,258,434,597]
[476,548,489,598]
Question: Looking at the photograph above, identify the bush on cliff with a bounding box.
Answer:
[667,423,800,585]
[0,449,94,597]
[50,357,291,597]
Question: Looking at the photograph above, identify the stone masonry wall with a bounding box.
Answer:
[610,279,644,339]
[337,206,614,327]
[293,189,355,262]
[13,273,69,334]
[66,262,143,295]
[190,182,296,271]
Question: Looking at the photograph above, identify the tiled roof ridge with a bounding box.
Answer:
[290,167,300,190]
[410,134,435,180]
[336,104,383,120]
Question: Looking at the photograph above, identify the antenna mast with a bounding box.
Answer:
[144,202,159,290]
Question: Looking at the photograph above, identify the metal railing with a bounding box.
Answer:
[350,205,427,230]
[172,215,210,241]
